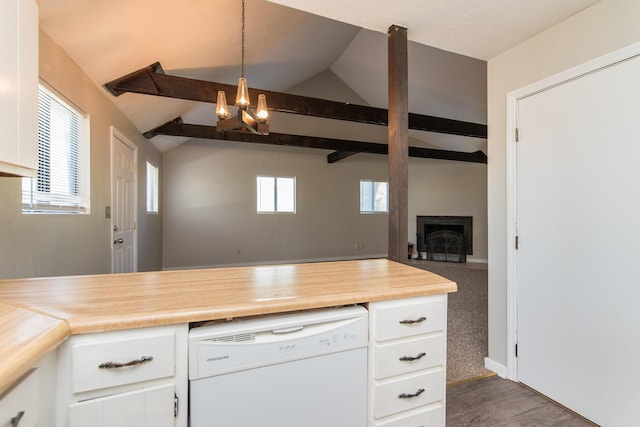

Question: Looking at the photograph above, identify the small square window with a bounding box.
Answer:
[360,180,388,213]
[257,176,296,213]
[146,161,159,213]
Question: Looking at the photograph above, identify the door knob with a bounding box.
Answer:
[113,238,124,244]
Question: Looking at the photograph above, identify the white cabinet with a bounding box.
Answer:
[0,0,38,177]
[56,325,188,427]
[368,295,448,426]
[0,369,39,427]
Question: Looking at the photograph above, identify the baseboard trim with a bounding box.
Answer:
[484,357,507,378]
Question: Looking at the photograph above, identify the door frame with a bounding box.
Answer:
[110,126,138,273]
[505,40,640,381]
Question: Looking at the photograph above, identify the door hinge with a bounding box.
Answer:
[515,128,519,142]
[174,394,179,417]
[515,344,519,357]
[515,235,519,250]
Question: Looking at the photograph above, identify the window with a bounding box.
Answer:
[360,180,388,213]
[22,84,89,214]
[146,161,159,213]
[257,176,295,213]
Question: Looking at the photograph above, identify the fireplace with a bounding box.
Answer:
[416,216,472,258]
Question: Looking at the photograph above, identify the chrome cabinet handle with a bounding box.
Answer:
[398,388,425,399]
[399,316,427,324]
[113,238,124,244]
[99,356,153,369]
[11,411,24,427]
[399,352,426,362]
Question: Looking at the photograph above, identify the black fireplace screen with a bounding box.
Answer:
[416,216,472,262]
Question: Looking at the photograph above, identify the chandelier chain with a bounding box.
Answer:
[241,0,245,78]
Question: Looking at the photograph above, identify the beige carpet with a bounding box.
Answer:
[408,260,490,384]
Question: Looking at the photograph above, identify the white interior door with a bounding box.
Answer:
[111,129,137,273]
[515,53,640,426]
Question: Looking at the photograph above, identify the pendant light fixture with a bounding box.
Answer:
[216,0,269,134]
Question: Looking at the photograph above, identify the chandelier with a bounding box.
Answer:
[216,0,269,135]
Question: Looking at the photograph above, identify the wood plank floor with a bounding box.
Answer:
[446,375,597,426]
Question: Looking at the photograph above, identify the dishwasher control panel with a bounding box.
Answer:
[188,305,368,380]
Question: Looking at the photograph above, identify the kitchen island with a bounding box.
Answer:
[0,258,456,425]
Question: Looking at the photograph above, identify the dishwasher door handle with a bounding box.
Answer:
[271,325,304,334]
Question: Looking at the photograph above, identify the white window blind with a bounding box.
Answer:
[360,180,388,213]
[257,176,296,213]
[22,84,89,214]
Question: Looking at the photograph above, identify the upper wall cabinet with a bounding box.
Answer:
[0,0,38,177]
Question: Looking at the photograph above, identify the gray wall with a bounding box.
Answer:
[162,140,487,269]
[0,30,163,279]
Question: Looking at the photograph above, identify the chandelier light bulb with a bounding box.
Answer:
[236,77,250,109]
[256,94,268,123]
[216,91,230,120]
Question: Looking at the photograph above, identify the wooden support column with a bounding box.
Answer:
[387,25,409,263]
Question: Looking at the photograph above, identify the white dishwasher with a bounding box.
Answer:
[188,305,368,427]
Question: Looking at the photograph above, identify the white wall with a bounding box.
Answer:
[487,0,640,370]
[0,30,163,279]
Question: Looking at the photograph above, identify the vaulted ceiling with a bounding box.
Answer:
[36,0,600,155]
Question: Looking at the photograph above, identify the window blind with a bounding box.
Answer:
[22,85,89,213]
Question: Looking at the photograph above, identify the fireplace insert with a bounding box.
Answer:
[416,216,472,261]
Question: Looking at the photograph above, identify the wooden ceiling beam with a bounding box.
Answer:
[144,117,487,164]
[106,62,488,138]
[327,151,357,163]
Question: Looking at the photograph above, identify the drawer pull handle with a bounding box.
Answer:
[98,356,154,369]
[399,316,427,325]
[398,388,425,399]
[11,411,24,427]
[399,352,426,362]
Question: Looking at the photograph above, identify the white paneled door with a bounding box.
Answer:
[111,129,137,273]
[515,51,640,426]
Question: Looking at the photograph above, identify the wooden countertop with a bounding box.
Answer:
[0,302,69,395]
[0,258,456,394]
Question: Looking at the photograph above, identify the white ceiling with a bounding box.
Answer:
[267,0,601,60]
[37,0,600,153]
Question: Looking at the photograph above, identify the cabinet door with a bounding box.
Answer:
[0,0,37,177]
[68,384,175,427]
[0,369,39,427]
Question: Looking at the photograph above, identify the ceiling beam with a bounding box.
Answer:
[327,151,357,163]
[106,62,488,138]
[143,118,487,164]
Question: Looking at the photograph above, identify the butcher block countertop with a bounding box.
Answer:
[0,258,456,394]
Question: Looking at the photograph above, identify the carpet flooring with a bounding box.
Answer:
[408,259,490,384]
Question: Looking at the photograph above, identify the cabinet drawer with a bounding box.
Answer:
[0,369,39,427]
[375,334,444,380]
[374,369,444,419]
[373,297,445,342]
[375,404,443,427]
[71,332,175,394]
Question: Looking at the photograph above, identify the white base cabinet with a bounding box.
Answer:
[69,384,175,427]
[56,325,188,427]
[368,295,448,426]
[0,369,39,427]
